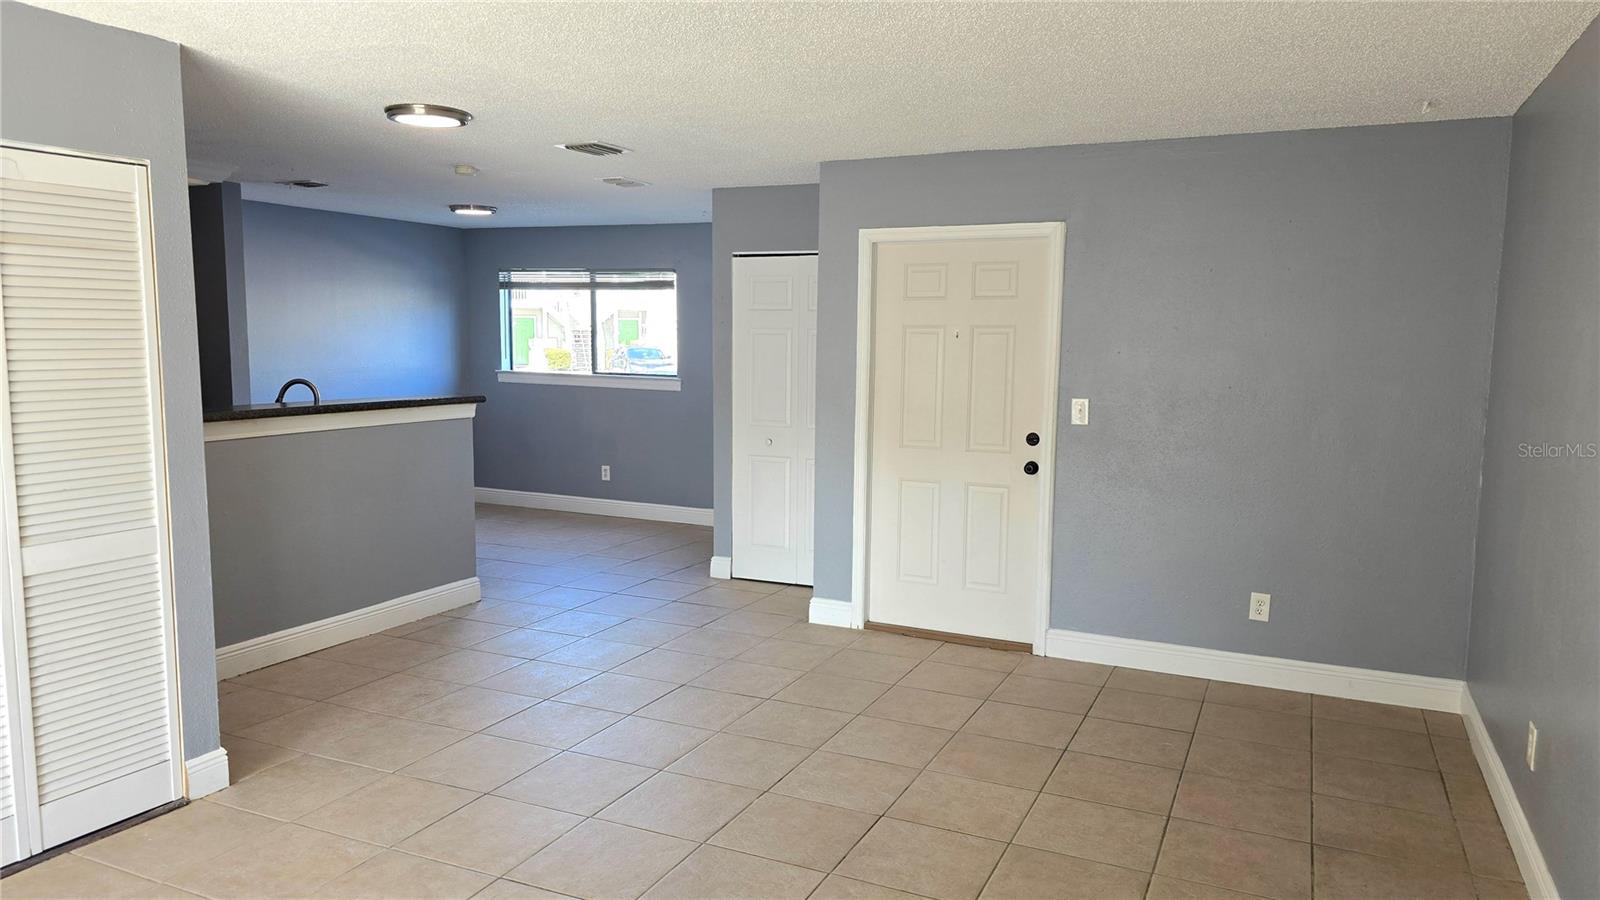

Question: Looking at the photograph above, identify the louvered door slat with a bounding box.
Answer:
[1,146,180,855]
[29,681,166,731]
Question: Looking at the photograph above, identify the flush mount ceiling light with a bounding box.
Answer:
[385,103,472,128]
[449,204,496,216]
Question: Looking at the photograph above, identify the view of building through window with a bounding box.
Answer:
[500,269,678,377]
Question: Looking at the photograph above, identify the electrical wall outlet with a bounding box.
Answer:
[1249,592,1271,622]
[1071,398,1089,425]
[600,465,611,482]
[1526,721,1538,771]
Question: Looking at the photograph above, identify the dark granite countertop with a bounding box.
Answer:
[203,395,486,423]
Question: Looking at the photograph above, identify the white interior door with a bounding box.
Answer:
[865,228,1062,644]
[732,254,817,585]
[0,145,183,857]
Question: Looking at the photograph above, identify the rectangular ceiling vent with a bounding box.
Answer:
[599,176,650,188]
[560,141,630,157]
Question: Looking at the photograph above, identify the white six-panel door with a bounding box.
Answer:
[732,254,817,586]
[865,231,1061,644]
[0,145,183,859]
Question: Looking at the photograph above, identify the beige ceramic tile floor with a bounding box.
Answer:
[4,506,1527,900]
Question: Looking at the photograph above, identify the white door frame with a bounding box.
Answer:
[850,222,1066,654]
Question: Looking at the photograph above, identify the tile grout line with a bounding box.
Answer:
[188,509,1519,898]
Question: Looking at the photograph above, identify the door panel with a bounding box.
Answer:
[0,146,182,858]
[895,480,940,584]
[746,456,792,550]
[732,255,818,586]
[748,330,793,427]
[867,235,1057,643]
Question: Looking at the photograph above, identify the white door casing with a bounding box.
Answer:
[731,254,817,586]
[0,627,15,866]
[852,224,1064,649]
[0,144,184,857]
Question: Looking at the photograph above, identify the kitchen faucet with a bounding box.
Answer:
[274,378,321,405]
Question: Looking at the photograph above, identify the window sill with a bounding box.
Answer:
[496,370,682,392]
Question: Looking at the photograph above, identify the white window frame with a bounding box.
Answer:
[496,268,680,391]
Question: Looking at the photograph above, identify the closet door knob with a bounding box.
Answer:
[1023,461,1039,476]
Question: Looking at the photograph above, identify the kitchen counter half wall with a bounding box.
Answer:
[204,394,486,421]
[205,398,480,675]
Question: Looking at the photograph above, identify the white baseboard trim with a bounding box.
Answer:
[809,597,856,628]
[1045,629,1464,712]
[709,556,731,579]
[215,577,480,680]
[185,747,230,799]
[476,487,712,527]
[1460,688,1556,899]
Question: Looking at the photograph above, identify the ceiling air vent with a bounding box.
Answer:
[599,176,650,188]
[276,179,328,189]
[559,141,630,157]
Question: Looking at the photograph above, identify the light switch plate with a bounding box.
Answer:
[1071,398,1089,425]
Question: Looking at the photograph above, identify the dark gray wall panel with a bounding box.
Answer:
[189,181,250,409]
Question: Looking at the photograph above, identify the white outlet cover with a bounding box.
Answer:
[1249,592,1271,622]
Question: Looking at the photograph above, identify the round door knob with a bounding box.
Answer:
[1026,432,1040,446]
[1023,461,1039,475]
[765,438,773,446]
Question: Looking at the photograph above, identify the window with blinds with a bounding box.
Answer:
[499,269,678,378]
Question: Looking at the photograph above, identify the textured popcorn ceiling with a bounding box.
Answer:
[27,1,1600,227]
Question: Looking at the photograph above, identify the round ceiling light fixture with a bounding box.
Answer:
[385,103,473,128]
[449,204,496,216]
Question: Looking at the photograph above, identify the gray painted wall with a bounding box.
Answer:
[240,200,466,403]
[816,119,1511,678]
[206,419,477,646]
[1467,18,1600,900]
[464,224,714,509]
[1,0,221,761]
[711,185,821,555]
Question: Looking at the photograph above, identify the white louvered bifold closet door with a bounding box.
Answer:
[0,145,182,858]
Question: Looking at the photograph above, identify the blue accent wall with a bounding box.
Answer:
[240,201,467,402]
